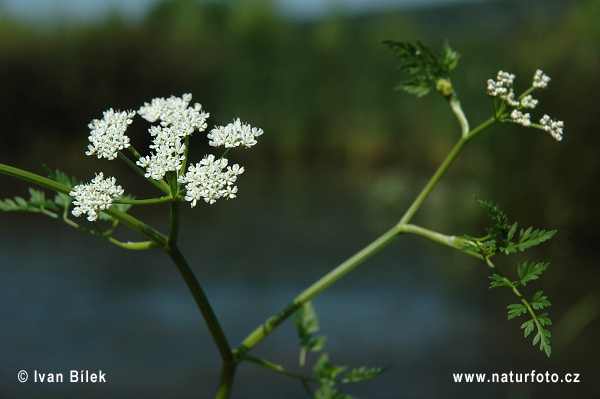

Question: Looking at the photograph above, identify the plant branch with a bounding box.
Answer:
[166,245,233,363]
[233,225,401,359]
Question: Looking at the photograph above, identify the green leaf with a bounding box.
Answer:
[507,303,528,319]
[313,353,348,381]
[489,274,514,289]
[342,366,387,383]
[530,291,551,310]
[518,262,550,286]
[294,302,326,352]
[533,327,552,357]
[384,40,459,98]
[476,197,511,251]
[521,319,535,337]
[439,40,460,73]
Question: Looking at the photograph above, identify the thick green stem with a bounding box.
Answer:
[215,362,237,399]
[166,245,233,363]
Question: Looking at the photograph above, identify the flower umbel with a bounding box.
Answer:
[486,69,564,141]
[69,172,124,221]
[178,155,245,206]
[86,109,135,160]
[208,118,264,148]
[136,94,210,180]
[533,69,551,89]
[540,114,564,142]
[79,93,263,213]
[510,109,531,127]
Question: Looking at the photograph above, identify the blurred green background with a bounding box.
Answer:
[1,0,599,398]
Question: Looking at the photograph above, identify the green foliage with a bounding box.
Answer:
[491,265,553,356]
[461,198,555,357]
[518,261,549,286]
[461,198,557,258]
[294,302,327,353]
[505,292,552,357]
[0,166,132,227]
[0,187,60,215]
[293,302,386,399]
[383,40,459,97]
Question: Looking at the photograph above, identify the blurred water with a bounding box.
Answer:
[0,171,593,398]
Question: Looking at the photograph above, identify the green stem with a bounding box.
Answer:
[449,93,469,137]
[117,195,172,205]
[398,224,484,260]
[118,151,170,193]
[399,117,495,225]
[215,362,237,399]
[168,199,180,247]
[233,225,401,359]
[0,163,168,245]
[244,355,319,382]
[233,117,498,361]
[166,245,233,363]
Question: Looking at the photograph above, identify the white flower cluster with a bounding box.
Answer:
[533,69,551,89]
[487,69,564,140]
[69,173,124,221]
[510,109,531,127]
[487,71,515,99]
[520,95,538,109]
[178,155,245,206]
[208,118,264,148]
[86,109,135,160]
[137,94,209,180]
[540,114,564,141]
[72,93,263,220]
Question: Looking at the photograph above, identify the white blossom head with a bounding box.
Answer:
[136,94,210,180]
[510,109,531,127]
[520,95,539,109]
[69,173,124,221]
[487,70,517,102]
[86,108,135,160]
[178,154,245,206]
[208,118,264,148]
[539,114,564,141]
[533,69,551,89]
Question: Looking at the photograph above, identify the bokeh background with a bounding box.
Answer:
[1,0,599,397]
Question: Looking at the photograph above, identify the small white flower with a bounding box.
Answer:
[497,70,516,86]
[86,108,135,160]
[136,94,210,180]
[207,118,264,148]
[520,95,539,109]
[539,114,564,141]
[505,91,520,108]
[487,70,517,104]
[510,109,531,127]
[69,173,124,221]
[178,155,245,206]
[136,125,187,180]
[533,69,551,89]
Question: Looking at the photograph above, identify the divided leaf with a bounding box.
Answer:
[383,40,459,97]
[465,198,556,257]
[518,262,549,286]
[507,303,528,319]
[294,302,326,352]
[0,188,60,214]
